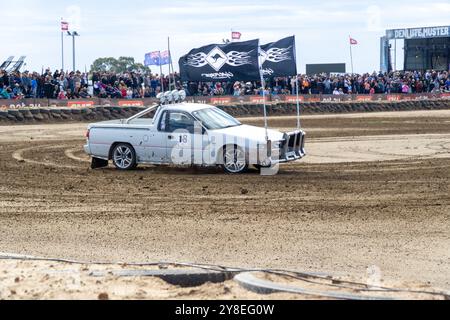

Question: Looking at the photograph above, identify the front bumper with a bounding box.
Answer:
[258,130,306,166]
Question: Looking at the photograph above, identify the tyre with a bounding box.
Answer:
[222,145,248,174]
[112,143,137,170]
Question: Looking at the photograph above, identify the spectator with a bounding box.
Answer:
[0,68,448,100]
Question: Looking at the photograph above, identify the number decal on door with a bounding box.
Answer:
[179,135,188,145]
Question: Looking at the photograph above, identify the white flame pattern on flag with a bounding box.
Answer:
[185,48,253,69]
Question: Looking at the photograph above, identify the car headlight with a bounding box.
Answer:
[272,141,282,149]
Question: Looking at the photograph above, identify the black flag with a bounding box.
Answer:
[179,39,260,82]
[260,36,297,77]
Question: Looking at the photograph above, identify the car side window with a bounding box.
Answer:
[158,111,168,132]
[168,111,195,134]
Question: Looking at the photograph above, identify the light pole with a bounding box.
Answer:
[67,31,80,71]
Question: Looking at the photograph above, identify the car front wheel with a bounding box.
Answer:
[112,143,137,170]
[222,145,248,174]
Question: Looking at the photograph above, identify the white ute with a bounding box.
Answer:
[84,90,306,174]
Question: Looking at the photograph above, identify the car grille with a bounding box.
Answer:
[276,131,306,160]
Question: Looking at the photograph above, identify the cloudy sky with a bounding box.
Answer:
[1,0,449,73]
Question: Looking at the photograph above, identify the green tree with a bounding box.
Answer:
[90,57,151,73]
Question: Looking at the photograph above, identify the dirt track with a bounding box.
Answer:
[0,110,449,299]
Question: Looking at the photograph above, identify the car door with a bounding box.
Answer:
[145,110,170,163]
[164,110,205,165]
[165,111,194,165]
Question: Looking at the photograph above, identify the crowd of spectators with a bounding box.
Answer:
[0,69,91,100]
[91,71,180,99]
[1,68,449,100]
[187,70,450,97]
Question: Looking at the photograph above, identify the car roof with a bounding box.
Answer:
[162,102,214,113]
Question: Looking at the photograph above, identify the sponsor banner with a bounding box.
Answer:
[260,36,297,77]
[118,100,145,107]
[210,97,233,105]
[1,99,44,110]
[179,39,261,82]
[67,101,95,108]
[283,95,304,103]
[249,96,268,104]
[386,26,450,40]
[1,94,450,110]
[304,96,324,103]
[386,94,402,101]
[355,95,374,102]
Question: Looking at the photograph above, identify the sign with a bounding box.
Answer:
[306,63,346,75]
[118,100,144,107]
[355,95,373,102]
[260,36,297,77]
[179,39,260,82]
[249,96,267,104]
[210,97,232,105]
[387,95,402,101]
[386,26,450,40]
[283,95,304,103]
[67,101,95,108]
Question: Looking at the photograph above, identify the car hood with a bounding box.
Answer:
[211,125,285,143]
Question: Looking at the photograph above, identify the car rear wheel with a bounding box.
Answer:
[222,145,248,174]
[112,143,137,170]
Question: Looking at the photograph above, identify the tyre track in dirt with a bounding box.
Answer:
[0,111,449,291]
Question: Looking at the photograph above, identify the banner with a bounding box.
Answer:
[232,31,242,40]
[145,51,172,67]
[179,39,260,82]
[1,93,449,110]
[145,51,161,66]
[260,36,297,78]
[386,26,450,40]
[160,50,171,66]
[61,21,69,31]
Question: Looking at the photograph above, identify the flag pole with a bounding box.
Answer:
[259,50,269,141]
[168,36,175,90]
[61,18,64,71]
[349,35,354,75]
[294,36,301,130]
[159,51,165,92]
[295,76,301,129]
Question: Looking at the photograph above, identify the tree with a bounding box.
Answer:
[90,57,151,73]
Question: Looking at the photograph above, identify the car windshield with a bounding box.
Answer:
[192,107,241,130]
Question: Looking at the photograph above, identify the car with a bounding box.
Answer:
[84,90,306,174]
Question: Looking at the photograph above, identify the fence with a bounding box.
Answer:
[1,93,450,110]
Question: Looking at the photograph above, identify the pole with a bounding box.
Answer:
[61,18,64,71]
[349,36,354,75]
[72,34,76,72]
[159,51,165,92]
[260,72,269,141]
[168,37,176,90]
[167,37,171,90]
[295,76,301,129]
[394,39,397,71]
[61,31,64,71]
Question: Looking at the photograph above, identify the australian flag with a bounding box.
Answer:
[145,51,171,66]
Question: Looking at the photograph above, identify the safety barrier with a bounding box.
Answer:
[1,93,449,110]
